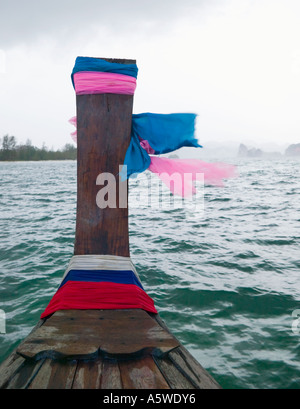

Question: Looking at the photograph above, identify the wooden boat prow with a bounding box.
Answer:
[0,309,220,389]
[0,57,221,390]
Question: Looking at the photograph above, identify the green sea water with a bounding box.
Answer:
[0,158,299,389]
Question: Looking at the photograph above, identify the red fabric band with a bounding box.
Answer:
[41,281,157,318]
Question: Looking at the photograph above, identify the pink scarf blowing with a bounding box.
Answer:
[137,138,237,196]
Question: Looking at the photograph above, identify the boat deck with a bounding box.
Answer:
[0,309,220,389]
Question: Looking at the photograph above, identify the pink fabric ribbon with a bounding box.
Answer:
[148,156,237,197]
[73,71,137,95]
[69,116,77,143]
[139,138,155,154]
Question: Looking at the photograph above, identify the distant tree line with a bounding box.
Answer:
[0,135,77,161]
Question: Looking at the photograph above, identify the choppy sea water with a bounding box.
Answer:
[0,158,299,389]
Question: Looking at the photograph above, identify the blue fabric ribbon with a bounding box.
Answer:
[132,113,200,154]
[59,269,144,290]
[121,113,202,180]
[71,56,138,88]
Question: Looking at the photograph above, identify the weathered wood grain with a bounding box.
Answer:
[0,352,26,389]
[27,358,77,389]
[74,58,135,257]
[169,346,221,389]
[154,314,221,389]
[100,358,122,389]
[0,319,44,388]
[119,356,170,389]
[17,309,179,360]
[72,358,103,389]
[154,354,196,389]
[5,358,45,389]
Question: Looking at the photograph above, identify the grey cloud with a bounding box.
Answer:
[0,0,210,47]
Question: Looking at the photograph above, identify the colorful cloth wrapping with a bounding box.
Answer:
[40,256,157,319]
[40,281,157,319]
[59,269,144,290]
[61,254,142,282]
[73,72,137,95]
[71,56,138,88]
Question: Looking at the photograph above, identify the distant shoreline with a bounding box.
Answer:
[0,135,76,161]
[0,158,76,162]
[238,142,300,159]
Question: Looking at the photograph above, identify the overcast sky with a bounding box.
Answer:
[0,0,299,151]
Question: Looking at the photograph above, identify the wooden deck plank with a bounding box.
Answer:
[100,359,122,389]
[5,359,45,389]
[169,346,221,389]
[72,358,103,389]
[0,319,44,388]
[17,309,179,360]
[119,356,170,389]
[27,358,77,389]
[0,352,26,389]
[154,355,196,389]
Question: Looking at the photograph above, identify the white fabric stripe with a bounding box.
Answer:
[61,255,142,283]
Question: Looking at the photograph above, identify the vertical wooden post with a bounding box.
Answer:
[74,58,135,257]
